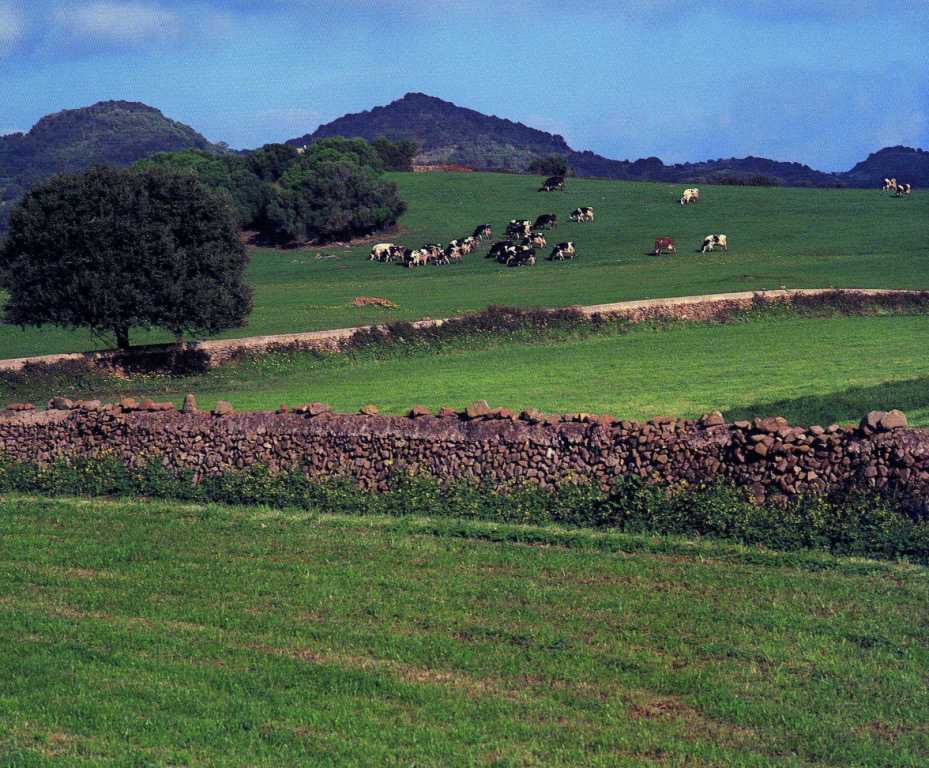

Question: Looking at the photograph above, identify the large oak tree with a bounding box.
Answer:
[0,165,252,350]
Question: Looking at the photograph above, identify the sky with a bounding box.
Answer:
[1,0,927,171]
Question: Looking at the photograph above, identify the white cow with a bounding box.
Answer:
[680,187,701,205]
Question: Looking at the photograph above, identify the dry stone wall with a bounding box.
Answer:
[2,398,928,504]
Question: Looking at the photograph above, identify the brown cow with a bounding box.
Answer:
[653,237,675,255]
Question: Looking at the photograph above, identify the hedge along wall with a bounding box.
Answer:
[1,400,928,505]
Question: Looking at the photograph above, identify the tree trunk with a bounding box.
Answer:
[114,325,130,351]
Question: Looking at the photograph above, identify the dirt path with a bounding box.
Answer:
[0,288,919,373]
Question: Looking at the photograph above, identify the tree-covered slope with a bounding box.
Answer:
[0,101,217,231]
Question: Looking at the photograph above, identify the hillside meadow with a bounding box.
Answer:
[0,173,927,359]
[7,313,929,427]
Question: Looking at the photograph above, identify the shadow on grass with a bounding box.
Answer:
[726,376,929,426]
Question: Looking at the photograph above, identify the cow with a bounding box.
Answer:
[405,248,429,268]
[549,241,577,261]
[882,178,898,193]
[534,213,558,230]
[461,236,479,254]
[701,234,728,253]
[472,224,493,240]
[896,183,913,197]
[524,232,547,248]
[488,241,515,263]
[506,219,533,241]
[370,243,399,262]
[444,242,464,263]
[507,245,536,266]
[653,237,675,255]
[539,175,565,192]
[569,207,594,223]
[680,187,700,206]
[422,243,444,262]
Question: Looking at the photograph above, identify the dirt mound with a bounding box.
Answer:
[352,296,398,309]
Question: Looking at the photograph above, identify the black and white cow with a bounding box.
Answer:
[569,207,594,223]
[549,241,577,261]
[539,175,566,192]
[507,245,536,266]
[473,224,493,240]
[533,213,558,230]
[506,219,533,241]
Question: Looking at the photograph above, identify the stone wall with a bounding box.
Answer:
[1,398,927,504]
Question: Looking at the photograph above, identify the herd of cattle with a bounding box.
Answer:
[369,176,914,270]
[369,206,593,268]
[882,178,914,197]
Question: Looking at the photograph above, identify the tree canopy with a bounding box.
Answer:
[134,137,408,245]
[528,155,569,177]
[0,166,252,350]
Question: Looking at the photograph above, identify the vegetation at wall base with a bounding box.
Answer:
[1,456,926,563]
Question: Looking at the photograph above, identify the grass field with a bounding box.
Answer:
[12,313,929,427]
[1,495,927,766]
[1,174,927,358]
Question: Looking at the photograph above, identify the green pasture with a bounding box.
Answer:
[1,173,927,358]
[1,495,927,766]
[11,314,929,427]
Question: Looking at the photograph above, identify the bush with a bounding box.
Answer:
[528,155,569,177]
[1,456,927,563]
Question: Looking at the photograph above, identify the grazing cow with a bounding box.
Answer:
[405,248,430,268]
[680,187,700,206]
[701,234,728,253]
[549,241,577,261]
[422,243,444,262]
[488,241,515,262]
[653,237,675,255]
[472,224,493,240]
[506,219,533,241]
[896,183,913,197]
[882,178,898,193]
[444,242,465,263]
[370,243,398,262]
[507,245,536,266]
[539,175,565,192]
[569,207,594,223]
[524,232,547,248]
[534,213,557,230]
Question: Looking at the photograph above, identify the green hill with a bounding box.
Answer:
[0,101,218,232]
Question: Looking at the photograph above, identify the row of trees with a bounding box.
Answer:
[137,137,413,244]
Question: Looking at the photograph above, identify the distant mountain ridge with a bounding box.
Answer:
[289,92,927,188]
[0,100,218,231]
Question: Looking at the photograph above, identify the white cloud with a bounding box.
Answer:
[0,3,25,57]
[56,2,180,45]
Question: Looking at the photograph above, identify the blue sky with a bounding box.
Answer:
[1,0,927,170]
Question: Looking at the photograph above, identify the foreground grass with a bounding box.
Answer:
[11,313,929,427]
[0,495,927,766]
[1,173,927,358]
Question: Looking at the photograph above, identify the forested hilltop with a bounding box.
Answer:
[0,101,217,231]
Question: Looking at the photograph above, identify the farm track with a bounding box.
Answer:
[0,288,920,372]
